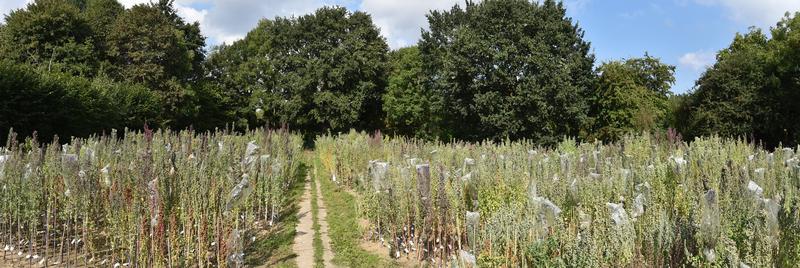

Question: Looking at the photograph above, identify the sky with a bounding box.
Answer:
[1,0,799,94]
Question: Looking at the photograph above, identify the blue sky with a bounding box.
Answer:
[2,0,799,93]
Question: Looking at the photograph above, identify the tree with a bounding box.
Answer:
[0,61,162,143]
[207,6,389,138]
[82,0,125,72]
[683,12,800,147]
[590,54,675,141]
[382,46,436,138]
[684,30,769,141]
[0,0,96,75]
[107,2,204,88]
[419,0,595,144]
[767,12,800,146]
[106,1,206,123]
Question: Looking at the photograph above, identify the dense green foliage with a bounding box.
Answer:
[0,0,97,76]
[1,0,800,148]
[0,128,303,267]
[682,13,800,148]
[317,131,800,267]
[382,46,435,139]
[0,0,209,141]
[590,55,675,141]
[0,62,161,142]
[420,0,595,143]
[206,7,388,139]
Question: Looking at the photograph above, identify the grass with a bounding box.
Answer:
[313,155,390,267]
[310,165,324,267]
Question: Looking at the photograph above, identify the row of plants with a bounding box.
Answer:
[0,127,303,267]
[315,130,800,267]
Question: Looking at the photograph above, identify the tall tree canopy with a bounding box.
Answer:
[382,46,436,138]
[0,0,210,140]
[207,6,388,138]
[590,54,675,141]
[420,0,595,143]
[0,0,96,75]
[107,1,205,89]
[684,12,800,147]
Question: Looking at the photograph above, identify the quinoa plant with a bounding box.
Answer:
[0,127,302,267]
[315,131,800,267]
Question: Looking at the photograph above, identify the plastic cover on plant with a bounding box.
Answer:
[607,202,628,226]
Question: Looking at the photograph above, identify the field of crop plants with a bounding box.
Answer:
[315,131,800,267]
[1,127,799,267]
[0,128,304,267]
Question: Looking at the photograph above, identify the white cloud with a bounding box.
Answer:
[696,0,800,27]
[359,0,469,49]
[175,4,207,24]
[679,51,715,71]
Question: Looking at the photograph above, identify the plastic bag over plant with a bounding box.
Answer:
[607,202,628,226]
[227,228,245,268]
[459,249,477,267]
[242,141,259,169]
[416,164,431,205]
[369,160,389,192]
[533,197,562,226]
[747,180,763,198]
[226,174,253,213]
[0,154,9,175]
[699,189,720,262]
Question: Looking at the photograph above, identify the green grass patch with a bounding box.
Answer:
[314,156,391,268]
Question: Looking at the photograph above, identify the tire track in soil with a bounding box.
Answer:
[293,175,335,267]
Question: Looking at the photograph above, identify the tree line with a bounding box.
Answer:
[1,0,799,147]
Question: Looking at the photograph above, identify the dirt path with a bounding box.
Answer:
[314,176,335,267]
[293,175,335,267]
[293,180,315,267]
